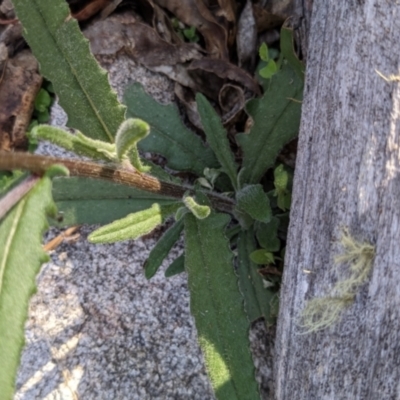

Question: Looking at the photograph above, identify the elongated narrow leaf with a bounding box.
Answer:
[237,62,303,184]
[236,184,272,224]
[184,213,260,400]
[196,93,238,190]
[88,203,181,244]
[0,176,56,400]
[51,177,178,226]
[124,83,219,175]
[13,0,125,142]
[237,230,278,325]
[165,254,185,278]
[144,219,184,279]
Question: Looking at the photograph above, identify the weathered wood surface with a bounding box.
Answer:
[275,1,400,399]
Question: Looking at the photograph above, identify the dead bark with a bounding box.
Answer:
[275,1,400,399]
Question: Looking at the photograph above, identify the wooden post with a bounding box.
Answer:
[275,1,400,398]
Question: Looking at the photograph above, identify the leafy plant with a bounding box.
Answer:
[0,1,304,398]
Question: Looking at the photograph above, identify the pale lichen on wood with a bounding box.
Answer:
[299,229,375,333]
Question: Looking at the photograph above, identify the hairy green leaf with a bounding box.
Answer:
[196,93,238,190]
[30,126,117,162]
[13,0,125,142]
[144,219,184,279]
[183,195,211,219]
[88,203,181,244]
[237,62,303,184]
[165,254,185,278]
[51,177,178,226]
[0,176,56,400]
[237,230,278,324]
[236,184,272,224]
[255,217,280,252]
[184,213,260,400]
[124,83,219,175]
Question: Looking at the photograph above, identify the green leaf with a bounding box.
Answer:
[144,219,184,279]
[255,217,280,252]
[34,88,51,112]
[274,164,289,191]
[184,213,260,400]
[165,254,185,277]
[196,93,238,190]
[12,0,125,142]
[0,176,56,400]
[236,184,272,224]
[115,118,150,172]
[183,195,211,219]
[88,203,181,244]
[280,26,305,81]
[30,126,117,162]
[250,249,275,265]
[237,62,303,184]
[51,177,178,226]
[237,231,279,325]
[259,42,269,62]
[259,59,278,79]
[124,83,219,175]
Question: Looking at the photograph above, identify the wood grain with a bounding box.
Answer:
[275,1,400,399]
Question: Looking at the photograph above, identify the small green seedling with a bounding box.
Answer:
[259,43,279,79]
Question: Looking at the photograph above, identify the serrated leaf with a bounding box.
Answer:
[144,219,184,279]
[88,203,180,244]
[0,176,56,400]
[13,0,125,142]
[51,177,178,226]
[196,93,238,190]
[280,26,305,81]
[184,213,260,400]
[255,217,280,252]
[124,83,219,175]
[165,254,185,278]
[237,62,303,184]
[237,230,278,325]
[236,184,272,224]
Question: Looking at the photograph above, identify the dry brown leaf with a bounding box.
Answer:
[153,0,228,59]
[214,0,237,47]
[253,4,284,32]
[218,84,245,125]
[189,58,260,95]
[84,13,202,66]
[174,83,203,130]
[72,0,113,21]
[0,50,42,151]
[237,0,257,71]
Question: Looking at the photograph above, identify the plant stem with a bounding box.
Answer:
[0,151,235,214]
[0,175,39,219]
